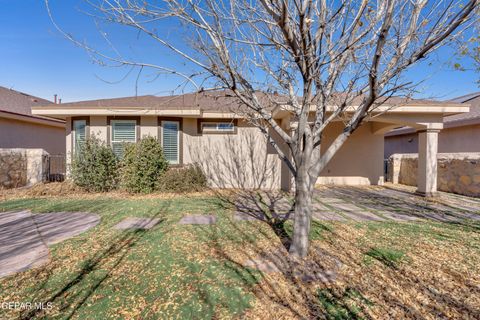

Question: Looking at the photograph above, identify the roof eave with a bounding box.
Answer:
[32,103,470,120]
[31,107,244,119]
[273,104,470,117]
[0,110,65,127]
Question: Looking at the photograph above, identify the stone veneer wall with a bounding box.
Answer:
[388,153,480,197]
[0,149,49,189]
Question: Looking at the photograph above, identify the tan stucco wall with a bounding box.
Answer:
[0,117,65,155]
[65,116,282,189]
[64,116,386,189]
[90,116,108,141]
[183,118,281,189]
[384,124,480,158]
[140,116,158,138]
[317,122,384,185]
[65,117,72,175]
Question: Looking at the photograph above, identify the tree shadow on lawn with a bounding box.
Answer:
[318,186,480,231]
[22,230,152,320]
[2,196,261,319]
[13,203,170,320]
[195,190,364,318]
[2,190,479,319]
[209,189,294,250]
[200,189,480,319]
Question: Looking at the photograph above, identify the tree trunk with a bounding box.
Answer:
[289,171,313,258]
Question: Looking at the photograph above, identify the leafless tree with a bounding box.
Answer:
[47,0,479,258]
[452,6,480,85]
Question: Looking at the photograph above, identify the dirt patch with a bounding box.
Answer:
[0,182,222,201]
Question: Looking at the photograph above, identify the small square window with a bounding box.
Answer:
[201,121,235,133]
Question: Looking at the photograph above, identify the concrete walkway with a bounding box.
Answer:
[314,185,480,222]
[234,185,480,223]
[0,211,100,278]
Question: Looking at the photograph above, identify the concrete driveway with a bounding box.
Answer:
[312,185,480,222]
[234,184,480,223]
[0,211,100,278]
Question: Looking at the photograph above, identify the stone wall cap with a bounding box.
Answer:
[389,152,480,160]
[389,153,418,160]
[0,148,49,154]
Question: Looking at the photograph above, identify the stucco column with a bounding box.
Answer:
[416,128,439,197]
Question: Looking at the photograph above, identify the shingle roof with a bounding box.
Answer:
[0,86,63,123]
[44,91,271,112]
[40,90,457,112]
[444,92,480,124]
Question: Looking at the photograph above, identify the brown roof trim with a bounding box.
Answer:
[0,110,65,127]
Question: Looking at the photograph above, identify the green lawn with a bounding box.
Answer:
[0,194,479,319]
[0,196,264,319]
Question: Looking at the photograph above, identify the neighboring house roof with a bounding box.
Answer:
[0,86,64,126]
[32,90,467,119]
[443,92,480,126]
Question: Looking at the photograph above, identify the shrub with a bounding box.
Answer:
[157,164,207,193]
[71,137,119,192]
[121,136,169,193]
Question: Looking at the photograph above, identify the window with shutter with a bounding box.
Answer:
[111,120,137,157]
[162,121,179,164]
[73,119,87,152]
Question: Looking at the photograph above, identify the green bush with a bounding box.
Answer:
[157,165,207,193]
[71,137,119,192]
[121,136,169,193]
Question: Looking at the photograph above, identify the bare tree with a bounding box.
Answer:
[452,6,480,85]
[47,0,479,258]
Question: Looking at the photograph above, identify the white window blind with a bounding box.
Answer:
[73,120,86,152]
[162,121,179,164]
[217,123,234,131]
[111,120,136,157]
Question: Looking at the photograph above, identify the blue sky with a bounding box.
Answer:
[0,0,478,103]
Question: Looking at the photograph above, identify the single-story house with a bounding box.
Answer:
[31,91,469,195]
[385,92,480,158]
[0,86,65,154]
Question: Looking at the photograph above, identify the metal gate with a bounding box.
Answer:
[46,154,66,182]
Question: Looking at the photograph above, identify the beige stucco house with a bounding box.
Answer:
[31,91,469,195]
[0,86,65,155]
[385,92,480,158]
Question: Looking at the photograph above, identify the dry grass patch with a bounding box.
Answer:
[243,222,480,319]
[0,182,222,202]
[0,193,479,319]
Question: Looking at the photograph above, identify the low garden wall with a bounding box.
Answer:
[387,153,480,197]
[0,149,49,188]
